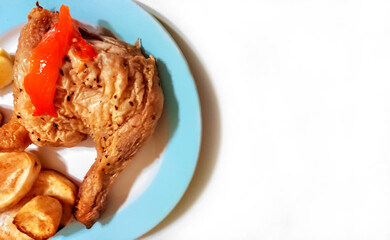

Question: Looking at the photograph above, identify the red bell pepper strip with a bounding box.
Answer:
[24,5,96,117]
[72,30,97,62]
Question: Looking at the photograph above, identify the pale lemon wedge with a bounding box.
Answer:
[0,48,12,61]
[0,53,13,89]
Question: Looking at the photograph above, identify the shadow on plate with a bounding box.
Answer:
[0,83,14,124]
[0,104,14,124]
[134,2,222,237]
[0,84,13,101]
[29,147,81,184]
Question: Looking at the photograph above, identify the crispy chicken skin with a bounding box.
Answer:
[10,7,164,228]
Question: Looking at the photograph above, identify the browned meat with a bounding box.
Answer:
[0,115,31,152]
[11,7,164,228]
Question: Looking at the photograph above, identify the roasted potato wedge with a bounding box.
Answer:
[0,115,32,152]
[13,195,62,240]
[0,196,34,240]
[28,170,78,228]
[0,152,41,212]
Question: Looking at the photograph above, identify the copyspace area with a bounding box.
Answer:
[140,0,390,239]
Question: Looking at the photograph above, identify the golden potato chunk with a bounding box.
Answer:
[13,195,62,240]
[0,196,34,240]
[28,170,78,228]
[0,152,41,212]
[0,115,32,152]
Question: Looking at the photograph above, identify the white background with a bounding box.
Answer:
[137,0,390,239]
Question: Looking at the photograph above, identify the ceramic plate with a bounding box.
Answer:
[0,0,201,239]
